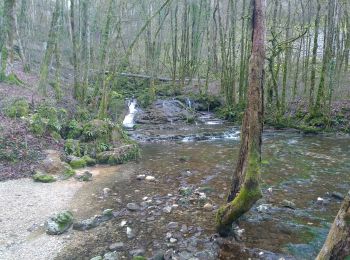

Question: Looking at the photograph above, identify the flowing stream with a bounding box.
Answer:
[59,122,350,259]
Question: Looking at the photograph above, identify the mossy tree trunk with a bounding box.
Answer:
[38,0,60,95]
[1,0,15,80]
[70,0,80,100]
[317,190,350,259]
[216,0,265,235]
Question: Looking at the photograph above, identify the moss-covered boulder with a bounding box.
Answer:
[33,171,56,183]
[97,144,139,165]
[69,158,87,169]
[45,211,74,235]
[82,155,96,166]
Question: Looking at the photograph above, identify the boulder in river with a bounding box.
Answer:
[46,211,74,235]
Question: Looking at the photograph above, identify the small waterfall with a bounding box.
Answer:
[123,99,137,128]
[185,97,192,109]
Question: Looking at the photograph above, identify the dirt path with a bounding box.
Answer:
[0,165,130,260]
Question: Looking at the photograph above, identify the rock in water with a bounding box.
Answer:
[127,203,140,211]
[46,211,74,235]
[281,199,296,209]
[163,206,172,213]
[331,192,345,200]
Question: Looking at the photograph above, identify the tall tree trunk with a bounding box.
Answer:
[1,0,16,80]
[38,0,60,95]
[309,0,321,108]
[70,0,80,99]
[216,0,265,235]
[317,191,350,259]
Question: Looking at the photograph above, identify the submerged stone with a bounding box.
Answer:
[127,203,141,211]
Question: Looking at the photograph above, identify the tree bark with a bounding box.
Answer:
[317,191,350,259]
[216,0,265,235]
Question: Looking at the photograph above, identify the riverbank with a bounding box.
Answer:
[0,165,132,260]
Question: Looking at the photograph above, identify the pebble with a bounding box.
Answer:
[163,206,172,213]
[126,227,135,239]
[180,224,188,233]
[129,248,145,257]
[169,238,177,243]
[136,174,146,180]
[103,188,111,196]
[109,242,124,251]
[120,220,127,227]
[103,251,119,260]
[127,203,140,211]
[145,176,156,182]
[166,222,179,229]
[203,203,213,211]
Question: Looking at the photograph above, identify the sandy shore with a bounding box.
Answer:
[0,165,126,260]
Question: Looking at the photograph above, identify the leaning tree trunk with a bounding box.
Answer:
[216,0,265,235]
[317,191,350,259]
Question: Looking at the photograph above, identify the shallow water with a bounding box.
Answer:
[58,126,350,260]
[137,129,350,258]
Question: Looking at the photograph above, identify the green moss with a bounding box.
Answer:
[33,172,56,183]
[4,99,29,118]
[5,73,23,85]
[132,257,147,260]
[63,166,76,178]
[56,211,74,229]
[69,158,87,169]
[82,155,96,166]
[216,148,262,233]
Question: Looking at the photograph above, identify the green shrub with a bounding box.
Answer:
[64,139,81,157]
[82,119,115,143]
[28,103,67,136]
[66,119,83,139]
[4,99,29,118]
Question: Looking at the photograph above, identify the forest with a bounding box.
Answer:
[0,0,349,259]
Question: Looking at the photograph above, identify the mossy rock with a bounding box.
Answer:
[33,172,56,183]
[97,144,139,165]
[82,155,96,166]
[63,165,76,179]
[69,158,87,169]
[4,98,29,118]
[46,211,74,235]
[132,257,147,260]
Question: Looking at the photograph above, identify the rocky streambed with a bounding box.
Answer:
[1,99,350,260]
[54,120,350,260]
